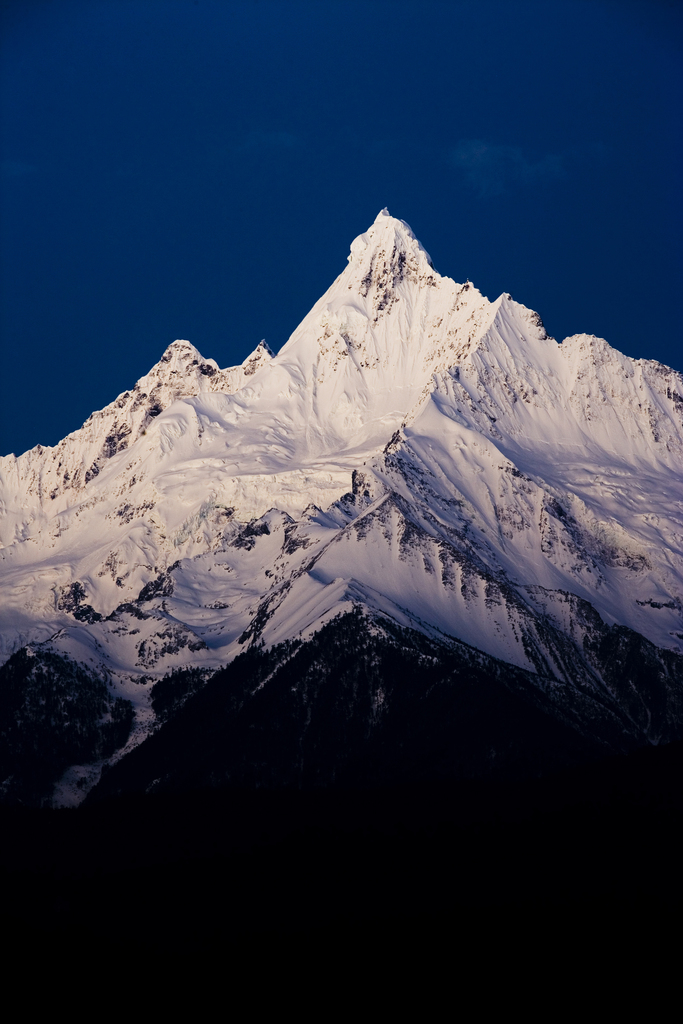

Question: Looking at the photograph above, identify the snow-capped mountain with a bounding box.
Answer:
[2,209,683,806]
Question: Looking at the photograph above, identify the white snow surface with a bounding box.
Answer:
[2,208,683,800]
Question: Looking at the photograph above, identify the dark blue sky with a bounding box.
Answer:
[1,0,681,456]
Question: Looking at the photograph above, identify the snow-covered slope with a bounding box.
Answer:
[2,209,683,804]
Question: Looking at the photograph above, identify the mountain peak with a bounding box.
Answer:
[258,339,274,355]
[160,338,202,359]
[154,339,217,378]
[347,209,433,270]
[238,339,274,377]
[372,207,413,235]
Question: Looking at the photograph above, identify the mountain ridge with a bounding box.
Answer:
[1,209,682,806]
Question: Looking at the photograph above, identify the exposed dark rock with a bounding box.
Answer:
[56,581,88,613]
[72,605,103,624]
[351,469,371,499]
[282,524,311,556]
[137,567,177,602]
[135,623,207,668]
[112,500,155,525]
[56,582,102,623]
[231,518,271,551]
[101,422,131,459]
[106,602,150,622]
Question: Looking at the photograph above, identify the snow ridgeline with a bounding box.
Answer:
[1,208,683,805]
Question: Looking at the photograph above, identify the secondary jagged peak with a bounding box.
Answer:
[145,339,219,384]
[149,337,273,387]
[159,338,204,360]
[0,335,277,516]
[251,339,275,358]
[239,339,274,377]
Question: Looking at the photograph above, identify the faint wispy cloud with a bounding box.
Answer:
[450,139,564,196]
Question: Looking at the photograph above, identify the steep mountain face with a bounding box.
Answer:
[2,209,683,806]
